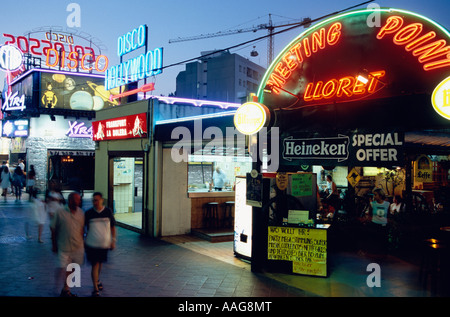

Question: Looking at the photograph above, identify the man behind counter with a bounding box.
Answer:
[212,167,227,191]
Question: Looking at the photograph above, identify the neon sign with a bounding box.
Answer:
[266,22,342,94]
[66,121,93,138]
[303,70,386,102]
[377,16,450,71]
[258,8,450,113]
[2,31,106,73]
[105,25,163,91]
[45,48,108,72]
[2,91,26,111]
[92,113,147,141]
[117,25,146,57]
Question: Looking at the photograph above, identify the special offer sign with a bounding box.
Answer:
[92,113,147,141]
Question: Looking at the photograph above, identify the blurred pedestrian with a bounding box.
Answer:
[45,180,65,219]
[1,166,11,202]
[27,165,36,200]
[18,159,24,171]
[12,166,25,201]
[50,192,84,297]
[85,192,116,297]
[25,196,47,242]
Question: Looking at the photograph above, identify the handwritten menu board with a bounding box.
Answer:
[291,173,313,197]
[267,226,327,277]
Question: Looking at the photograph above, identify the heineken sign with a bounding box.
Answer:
[283,135,349,162]
[282,132,404,167]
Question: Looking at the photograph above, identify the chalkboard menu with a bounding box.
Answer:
[267,226,327,277]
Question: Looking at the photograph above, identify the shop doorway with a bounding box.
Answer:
[109,155,144,231]
[47,150,95,194]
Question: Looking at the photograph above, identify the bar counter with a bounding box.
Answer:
[188,190,235,229]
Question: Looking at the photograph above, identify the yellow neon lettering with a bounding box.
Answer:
[405,31,436,51]
[46,48,59,67]
[275,62,291,79]
[322,79,338,99]
[282,52,297,70]
[303,37,311,57]
[377,16,403,39]
[313,81,323,100]
[327,22,341,46]
[303,71,386,102]
[336,76,354,97]
[95,55,109,72]
[81,53,93,71]
[413,39,450,63]
[289,43,303,63]
[367,70,386,93]
[303,83,314,101]
[67,51,78,69]
[312,28,326,52]
[423,57,450,71]
[353,78,366,95]
[393,23,423,45]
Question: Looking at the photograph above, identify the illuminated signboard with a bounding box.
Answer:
[66,121,92,138]
[2,119,29,137]
[432,76,450,120]
[92,113,147,141]
[2,91,25,111]
[234,102,270,135]
[0,45,23,72]
[2,30,108,73]
[105,25,163,91]
[258,8,450,121]
[40,70,125,110]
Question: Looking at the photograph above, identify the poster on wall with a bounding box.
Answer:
[40,71,128,111]
[268,226,327,277]
[414,155,433,183]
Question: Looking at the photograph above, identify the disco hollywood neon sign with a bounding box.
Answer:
[105,25,163,91]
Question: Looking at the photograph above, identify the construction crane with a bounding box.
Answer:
[168,14,311,67]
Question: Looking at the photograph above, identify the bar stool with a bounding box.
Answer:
[419,239,447,294]
[222,201,234,228]
[203,202,219,228]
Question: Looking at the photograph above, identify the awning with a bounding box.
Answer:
[405,130,450,155]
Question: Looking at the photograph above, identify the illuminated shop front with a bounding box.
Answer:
[3,68,132,194]
[154,109,252,239]
[239,8,450,276]
[93,96,240,234]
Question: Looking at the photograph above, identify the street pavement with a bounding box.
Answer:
[0,194,444,315]
[0,195,313,300]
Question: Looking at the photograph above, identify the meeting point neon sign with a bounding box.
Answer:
[267,22,342,94]
[265,9,450,103]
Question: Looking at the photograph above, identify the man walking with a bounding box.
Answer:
[50,192,84,297]
[84,192,116,297]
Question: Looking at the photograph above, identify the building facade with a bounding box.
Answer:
[176,51,265,104]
